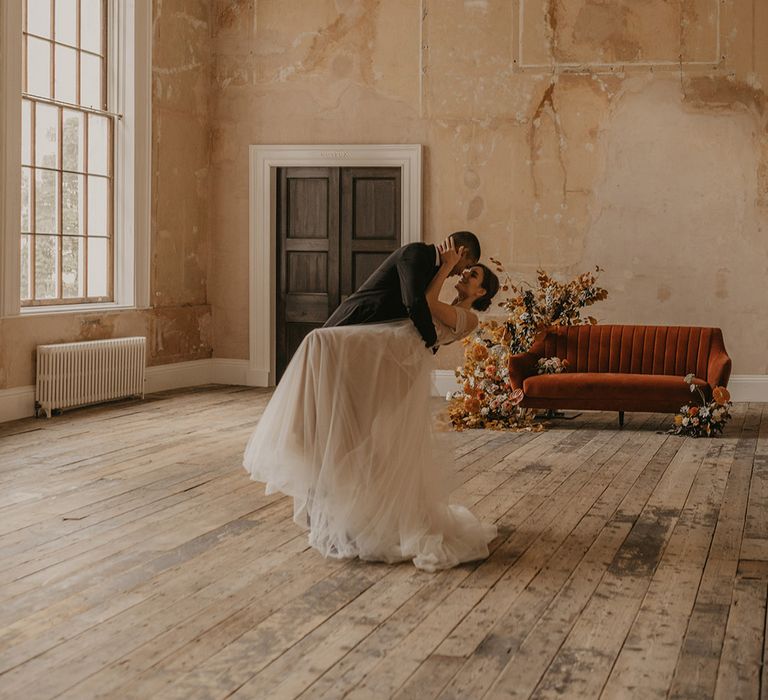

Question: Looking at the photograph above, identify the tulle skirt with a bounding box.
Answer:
[242,320,497,572]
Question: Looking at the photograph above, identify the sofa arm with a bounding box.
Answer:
[706,329,732,389]
[707,352,732,389]
[508,351,539,391]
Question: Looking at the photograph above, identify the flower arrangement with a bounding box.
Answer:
[537,357,569,375]
[495,265,608,355]
[446,334,536,431]
[447,263,608,430]
[669,374,733,437]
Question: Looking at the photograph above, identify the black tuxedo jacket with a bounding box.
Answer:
[323,242,439,348]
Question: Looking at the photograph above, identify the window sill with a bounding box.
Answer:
[19,302,144,317]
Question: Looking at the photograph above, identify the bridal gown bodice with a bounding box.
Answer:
[242,308,496,572]
[433,305,475,347]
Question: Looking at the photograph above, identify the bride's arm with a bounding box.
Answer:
[426,247,461,331]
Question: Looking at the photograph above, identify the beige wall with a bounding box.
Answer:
[209,0,768,375]
[3,0,767,391]
[0,0,213,389]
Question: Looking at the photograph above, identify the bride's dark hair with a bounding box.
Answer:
[471,264,500,312]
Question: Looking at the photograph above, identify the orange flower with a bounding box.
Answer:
[689,406,699,416]
[674,415,683,426]
[463,381,473,394]
[472,344,488,361]
[713,386,731,405]
[464,397,481,414]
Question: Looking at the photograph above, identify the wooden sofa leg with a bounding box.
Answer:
[618,411,625,428]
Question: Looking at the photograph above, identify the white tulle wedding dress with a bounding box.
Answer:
[242,308,497,572]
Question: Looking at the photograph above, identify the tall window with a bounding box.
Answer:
[21,0,112,305]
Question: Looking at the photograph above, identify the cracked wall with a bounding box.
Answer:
[0,0,214,390]
[210,0,768,374]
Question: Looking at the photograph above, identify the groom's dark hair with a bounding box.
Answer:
[450,231,481,262]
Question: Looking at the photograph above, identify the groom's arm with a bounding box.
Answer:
[396,246,437,349]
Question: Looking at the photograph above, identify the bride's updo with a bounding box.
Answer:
[472,264,500,312]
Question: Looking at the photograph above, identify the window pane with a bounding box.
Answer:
[21,235,32,300]
[27,37,52,98]
[88,115,109,175]
[54,44,77,103]
[21,167,32,232]
[62,173,84,234]
[35,169,59,233]
[61,109,85,171]
[35,103,58,168]
[27,0,52,38]
[35,235,59,299]
[87,237,108,297]
[87,175,108,235]
[80,0,103,54]
[62,235,85,297]
[22,100,32,165]
[55,0,77,46]
[80,53,102,109]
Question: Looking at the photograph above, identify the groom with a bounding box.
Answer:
[323,231,481,348]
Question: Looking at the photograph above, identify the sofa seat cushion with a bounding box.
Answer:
[523,372,709,403]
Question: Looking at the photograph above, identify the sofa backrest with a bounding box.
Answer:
[534,325,725,377]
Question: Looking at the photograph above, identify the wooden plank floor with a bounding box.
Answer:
[0,386,765,699]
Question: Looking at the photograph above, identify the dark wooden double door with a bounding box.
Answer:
[276,167,402,379]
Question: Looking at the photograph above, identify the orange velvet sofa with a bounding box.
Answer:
[508,325,732,424]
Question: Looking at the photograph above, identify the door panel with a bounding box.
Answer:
[352,177,397,239]
[287,178,329,238]
[341,167,401,300]
[352,251,390,291]
[287,252,328,294]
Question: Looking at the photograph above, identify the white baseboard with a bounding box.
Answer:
[2,366,765,425]
[211,358,250,385]
[430,370,768,404]
[432,370,460,398]
[0,385,35,423]
[145,358,250,393]
[144,359,213,393]
[245,367,271,387]
[727,375,768,403]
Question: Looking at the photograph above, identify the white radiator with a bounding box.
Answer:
[36,337,146,417]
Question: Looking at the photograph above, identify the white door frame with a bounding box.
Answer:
[248,144,423,386]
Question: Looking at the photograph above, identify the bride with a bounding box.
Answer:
[243,241,500,572]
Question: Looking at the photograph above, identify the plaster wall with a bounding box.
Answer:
[210,0,768,375]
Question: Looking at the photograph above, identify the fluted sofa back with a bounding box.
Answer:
[531,325,730,383]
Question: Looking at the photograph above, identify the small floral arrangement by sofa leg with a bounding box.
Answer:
[669,373,732,437]
[537,357,569,375]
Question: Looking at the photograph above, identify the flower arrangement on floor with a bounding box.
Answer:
[669,374,733,437]
[447,263,608,430]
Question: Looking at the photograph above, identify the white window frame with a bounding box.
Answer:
[0,0,150,317]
